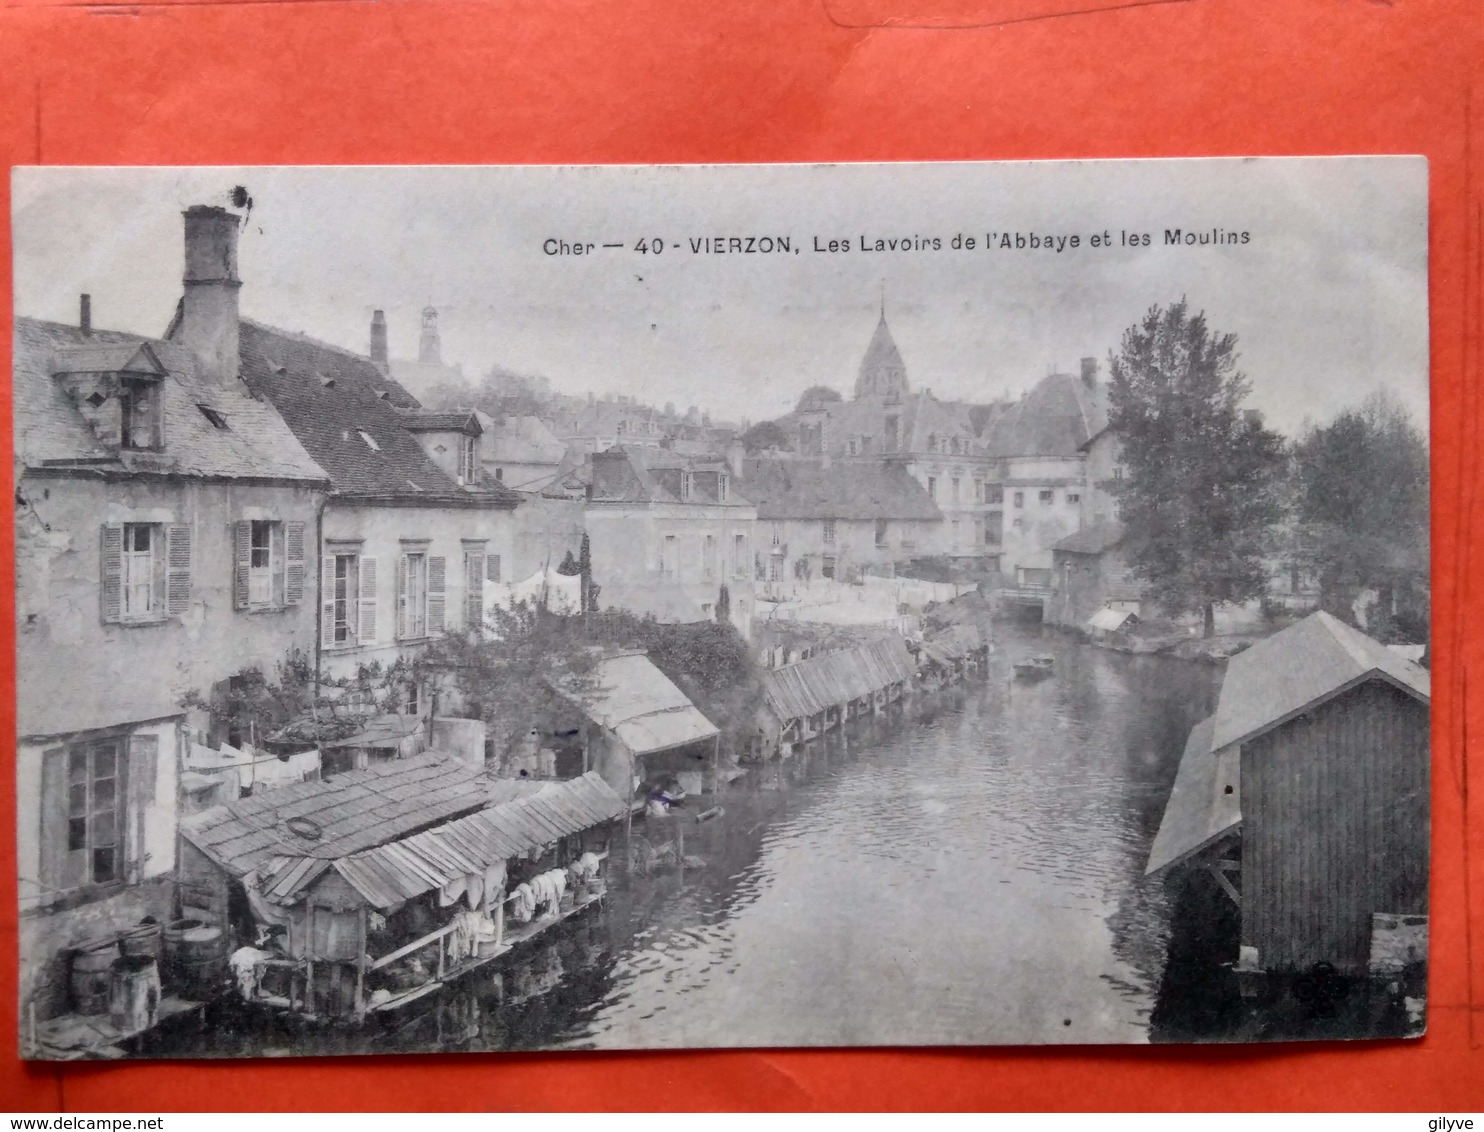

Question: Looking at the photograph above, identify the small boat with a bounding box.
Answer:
[1012,655,1055,679]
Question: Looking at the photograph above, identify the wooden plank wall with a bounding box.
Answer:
[1241,679,1429,974]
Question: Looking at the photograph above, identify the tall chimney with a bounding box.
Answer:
[79,294,91,336]
[1080,357,1097,384]
[370,309,389,372]
[179,205,242,388]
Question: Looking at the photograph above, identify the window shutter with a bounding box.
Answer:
[166,524,192,616]
[358,557,378,644]
[427,555,446,635]
[284,521,306,604]
[465,553,485,631]
[100,524,123,624]
[270,523,286,607]
[151,525,168,616]
[486,554,501,583]
[38,747,69,898]
[321,553,337,648]
[396,555,408,640]
[233,520,251,610]
[126,733,159,880]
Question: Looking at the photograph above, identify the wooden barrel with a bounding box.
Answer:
[167,922,228,997]
[108,956,161,1034]
[118,921,162,964]
[69,940,119,1016]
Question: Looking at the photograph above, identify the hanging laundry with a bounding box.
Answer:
[228,946,274,1000]
[438,875,468,908]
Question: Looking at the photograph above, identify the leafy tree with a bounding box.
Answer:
[555,549,581,576]
[1292,390,1429,639]
[716,583,731,622]
[579,533,599,612]
[1106,300,1286,637]
[741,420,794,454]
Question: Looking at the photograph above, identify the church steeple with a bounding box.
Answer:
[854,310,909,402]
[418,305,442,365]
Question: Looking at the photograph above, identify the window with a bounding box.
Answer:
[875,519,889,548]
[458,435,479,485]
[1039,489,1054,505]
[397,551,445,639]
[927,476,937,500]
[487,554,502,583]
[703,534,717,580]
[119,380,162,449]
[324,552,376,647]
[1113,465,1125,480]
[823,519,836,545]
[771,523,783,547]
[617,420,628,435]
[951,520,961,546]
[332,554,357,644]
[661,535,678,579]
[985,513,1002,545]
[681,472,695,501]
[733,534,748,579]
[464,549,487,631]
[101,522,190,625]
[197,404,228,430]
[1067,492,1081,504]
[701,603,713,617]
[1013,491,1024,508]
[494,467,504,481]
[847,438,859,456]
[987,484,1004,505]
[69,740,122,884]
[234,520,304,612]
[718,473,729,503]
[952,478,961,504]
[122,524,156,619]
[884,415,899,451]
[822,555,836,579]
[358,430,380,451]
[403,682,421,716]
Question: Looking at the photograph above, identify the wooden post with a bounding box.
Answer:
[354,906,367,1018]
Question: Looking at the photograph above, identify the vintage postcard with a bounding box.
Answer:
[10,159,1429,1057]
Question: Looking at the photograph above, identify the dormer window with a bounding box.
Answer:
[358,430,381,451]
[459,434,479,485]
[120,378,162,450]
[197,404,228,430]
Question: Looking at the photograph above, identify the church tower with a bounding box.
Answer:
[854,311,909,403]
[418,305,442,365]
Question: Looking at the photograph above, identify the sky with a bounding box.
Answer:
[12,159,1429,436]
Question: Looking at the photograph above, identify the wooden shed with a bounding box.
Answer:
[1147,611,1430,978]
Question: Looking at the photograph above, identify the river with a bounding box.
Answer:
[162,621,1221,1056]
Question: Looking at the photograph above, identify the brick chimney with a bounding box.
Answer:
[370,309,389,372]
[79,294,91,336]
[1080,357,1097,384]
[179,206,242,389]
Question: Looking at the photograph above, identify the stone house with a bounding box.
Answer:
[13,279,329,1023]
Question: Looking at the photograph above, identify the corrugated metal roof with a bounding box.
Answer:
[179,751,488,879]
[1211,611,1430,752]
[1145,717,1241,876]
[329,772,625,909]
[551,652,720,755]
[764,638,916,722]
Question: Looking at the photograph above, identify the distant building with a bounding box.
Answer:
[1146,612,1430,978]
[736,457,942,581]
[373,305,466,399]
[581,446,757,636]
[982,359,1107,586]
[1046,521,1143,628]
[474,411,568,492]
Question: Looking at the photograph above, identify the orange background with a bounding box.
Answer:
[0,0,1481,1111]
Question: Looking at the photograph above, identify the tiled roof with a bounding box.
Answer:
[13,317,328,483]
[854,314,910,400]
[473,411,567,465]
[1211,610,1431,752]
[238,320,521,507]
[984,372,1107,458]
[737,457,942,521]
[179,751,489,881]
[588,445,751,507]
[1052,521,1126,555]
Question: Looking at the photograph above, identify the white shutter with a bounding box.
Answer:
[321,553,337,648]
[464,553,485,632]
[358,557,378,644]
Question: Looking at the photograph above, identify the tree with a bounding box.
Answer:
[578,533,599,612]
[1106,300,1286,636]
[716,583,731,622]
[555,549,581,576]
[1292,390,1429,638]
[741,420,793,454]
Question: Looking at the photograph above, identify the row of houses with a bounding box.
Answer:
[13,204,762,1037]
